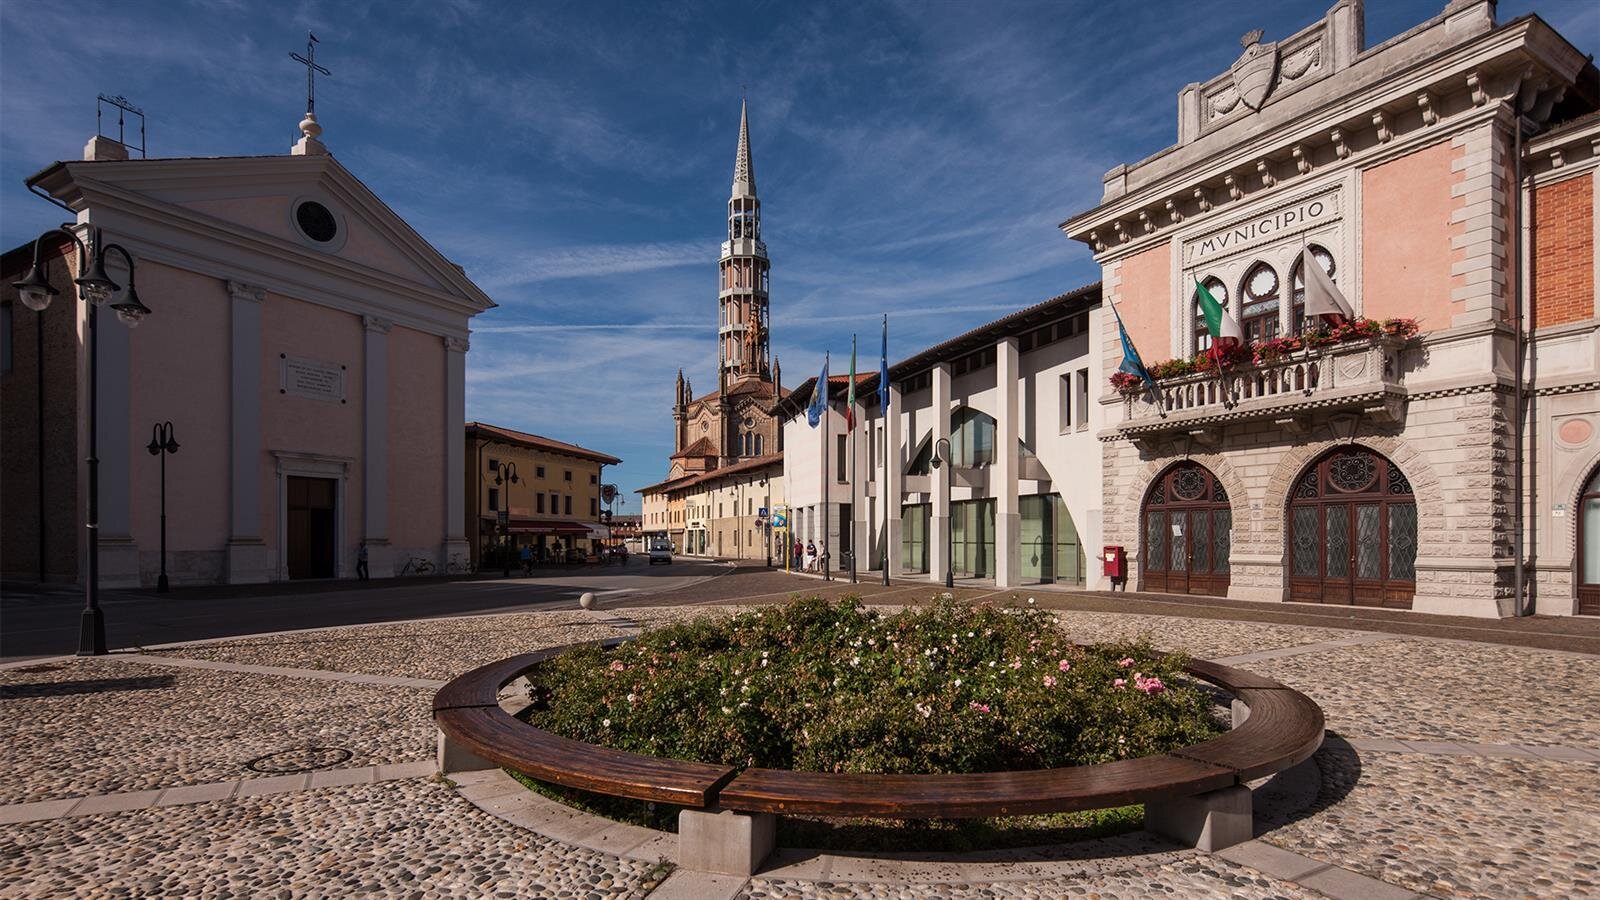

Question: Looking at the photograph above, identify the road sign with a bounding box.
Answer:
[758,507,768,518]
[497,510,509,526]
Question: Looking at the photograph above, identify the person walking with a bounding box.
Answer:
[792,538,803,570]
[519,543,533,576]
[356,541,370,581]
[805,540,818,572]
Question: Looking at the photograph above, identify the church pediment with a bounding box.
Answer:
[29,155,495,321]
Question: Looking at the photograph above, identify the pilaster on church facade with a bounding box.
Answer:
[1063,0,1598,617]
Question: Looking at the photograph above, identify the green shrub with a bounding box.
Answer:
[526,596,1221,775]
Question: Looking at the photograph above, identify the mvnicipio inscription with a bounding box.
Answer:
[1184,190,1339,267]
[279,353,347,404]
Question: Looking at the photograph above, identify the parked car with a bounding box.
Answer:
[648,539,673,566]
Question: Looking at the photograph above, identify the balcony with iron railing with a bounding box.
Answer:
[1116,334,1409,445]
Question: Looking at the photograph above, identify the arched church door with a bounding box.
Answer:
[1576,466,1600,615]
[1287,447,1416,609]
[1141,462,1231,597]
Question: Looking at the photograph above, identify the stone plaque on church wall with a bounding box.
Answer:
[279,354,346,403]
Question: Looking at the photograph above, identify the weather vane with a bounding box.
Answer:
[289,32,331,113]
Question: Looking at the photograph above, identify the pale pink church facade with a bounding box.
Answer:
[0,117,493,586]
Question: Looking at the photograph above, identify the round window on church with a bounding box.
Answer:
[295,201,339,243]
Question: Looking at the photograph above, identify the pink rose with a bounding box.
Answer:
[969,701,991,713]
[1009,659,1023,670]
[1136,675,1166,694]
[608,660,626,672]
[1117,657,1135,668]
[1058,660,1072,672]
[1113,678,1127,688]
[1043,675,1057,687]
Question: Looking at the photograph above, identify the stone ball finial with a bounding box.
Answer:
[299,112,323,139]
[1240,29,1264,48]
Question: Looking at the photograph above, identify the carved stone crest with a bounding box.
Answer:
[1229,29,1280,112]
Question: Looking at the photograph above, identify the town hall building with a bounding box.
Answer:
[1064,0,1597,617]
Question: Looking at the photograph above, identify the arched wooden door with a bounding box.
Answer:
[1576,466,1600,615]
[1141,462,1231,597]
[1287,447,1416,609]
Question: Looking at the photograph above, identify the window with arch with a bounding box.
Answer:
[754,433,763,455]
[1240,262,1280,343]
[950,407,997,467]
[1194,277,1227,353]
[1579,466,1600,615]
[1290,245,1337,335]
[907,437,934,475]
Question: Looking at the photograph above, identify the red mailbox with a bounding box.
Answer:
[1102,545,1126,580]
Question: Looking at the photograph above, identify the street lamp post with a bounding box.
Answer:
[12,224,153,656]
[493,461,519,577]
[146,421,179,592]
[929,437,954,589]
[761,475,771,568]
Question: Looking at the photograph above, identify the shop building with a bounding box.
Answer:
[1061,0,1598,616]
[465,422,620,567]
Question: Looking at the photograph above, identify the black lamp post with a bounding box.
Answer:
[493,461,519,577]
[13,225,151,656]
[761,475,772,568]
[929,437,954,589]
[146,421,179,592]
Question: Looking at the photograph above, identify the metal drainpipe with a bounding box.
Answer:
[1511,107,1528,616]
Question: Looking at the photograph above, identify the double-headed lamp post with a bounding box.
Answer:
[493,461,519,577]
[929,437,955,589]
[12,224,153,656]
[146,422,179,593]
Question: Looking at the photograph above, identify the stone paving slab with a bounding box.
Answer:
[1259,745,1600,898]
[0,778,662,898]
[145,611,636,681]
[1247,638,1600,747]
[0,657,432,804]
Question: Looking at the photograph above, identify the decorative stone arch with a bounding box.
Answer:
[1262,436,1445,557]
[1118,451,1250,573]
[1561,451,1600,559]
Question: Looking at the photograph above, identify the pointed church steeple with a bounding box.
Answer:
[732,98,756,199]
[720,99,771,385]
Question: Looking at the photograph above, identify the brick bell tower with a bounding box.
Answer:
[718,99,772,387]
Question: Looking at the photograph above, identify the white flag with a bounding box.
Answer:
[1301,248,1354,323]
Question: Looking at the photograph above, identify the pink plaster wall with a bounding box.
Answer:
[386,325,445,551]
[180,197,298,244]
[259,295,364,552]
[340,218,434,286]
[1361,142,1458,329]
[1115,240,1173,358]
[127,263,230,552]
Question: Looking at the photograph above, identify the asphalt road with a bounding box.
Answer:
[0,558,732,660]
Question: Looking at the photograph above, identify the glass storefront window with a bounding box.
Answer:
[951,499,995,578]
[951,408,996,468]
[900,503,929,574]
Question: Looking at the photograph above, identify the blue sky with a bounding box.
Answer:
[3,0,1595,500]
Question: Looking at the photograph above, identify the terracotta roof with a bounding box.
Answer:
[670,436,718,459]
[466,422,622,464]
[688,376,788,406]
[636,452,783,495]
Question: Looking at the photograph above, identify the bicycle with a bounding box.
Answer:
[400,556,436,576]
[446,553,475,575]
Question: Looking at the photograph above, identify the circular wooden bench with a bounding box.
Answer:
[433,643,1324,876]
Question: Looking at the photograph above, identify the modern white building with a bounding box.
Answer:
[778,285,1105,589]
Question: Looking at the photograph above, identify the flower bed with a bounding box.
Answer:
[525,597,1221,776]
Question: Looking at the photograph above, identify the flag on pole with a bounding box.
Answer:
[845,335,857,430]
[806,353,829,428]
[1195,277,1243,354]
[1110,300,1155,391]
[878,315,890,415]
[1299,248,1354,325]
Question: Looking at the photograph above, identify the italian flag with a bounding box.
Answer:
[845,335,857,430]
[1195,277,1242,353]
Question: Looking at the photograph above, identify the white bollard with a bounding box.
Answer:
[579,592,596,610]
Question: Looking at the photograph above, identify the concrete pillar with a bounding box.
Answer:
[852,398,869,578]
[226,281,270,583]
[1144,784,1253,852]
[678,808,776,876]
[443,336,469,563]
[995,337,1020,588]
[436,729,494,774]
[362,316,391,574]
[884,385,903,576]
[930,363,952,584]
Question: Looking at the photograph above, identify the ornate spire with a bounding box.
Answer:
[732,98,756,199]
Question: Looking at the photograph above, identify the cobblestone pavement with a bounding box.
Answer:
[1249,638,1600,747]
[1260,747,1600,898]
[0,778,662,899]
[0,657,433,805]
[743,856,1315,899]
[3,601,1598,898]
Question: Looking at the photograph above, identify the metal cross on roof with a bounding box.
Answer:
[289,32,331,113]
